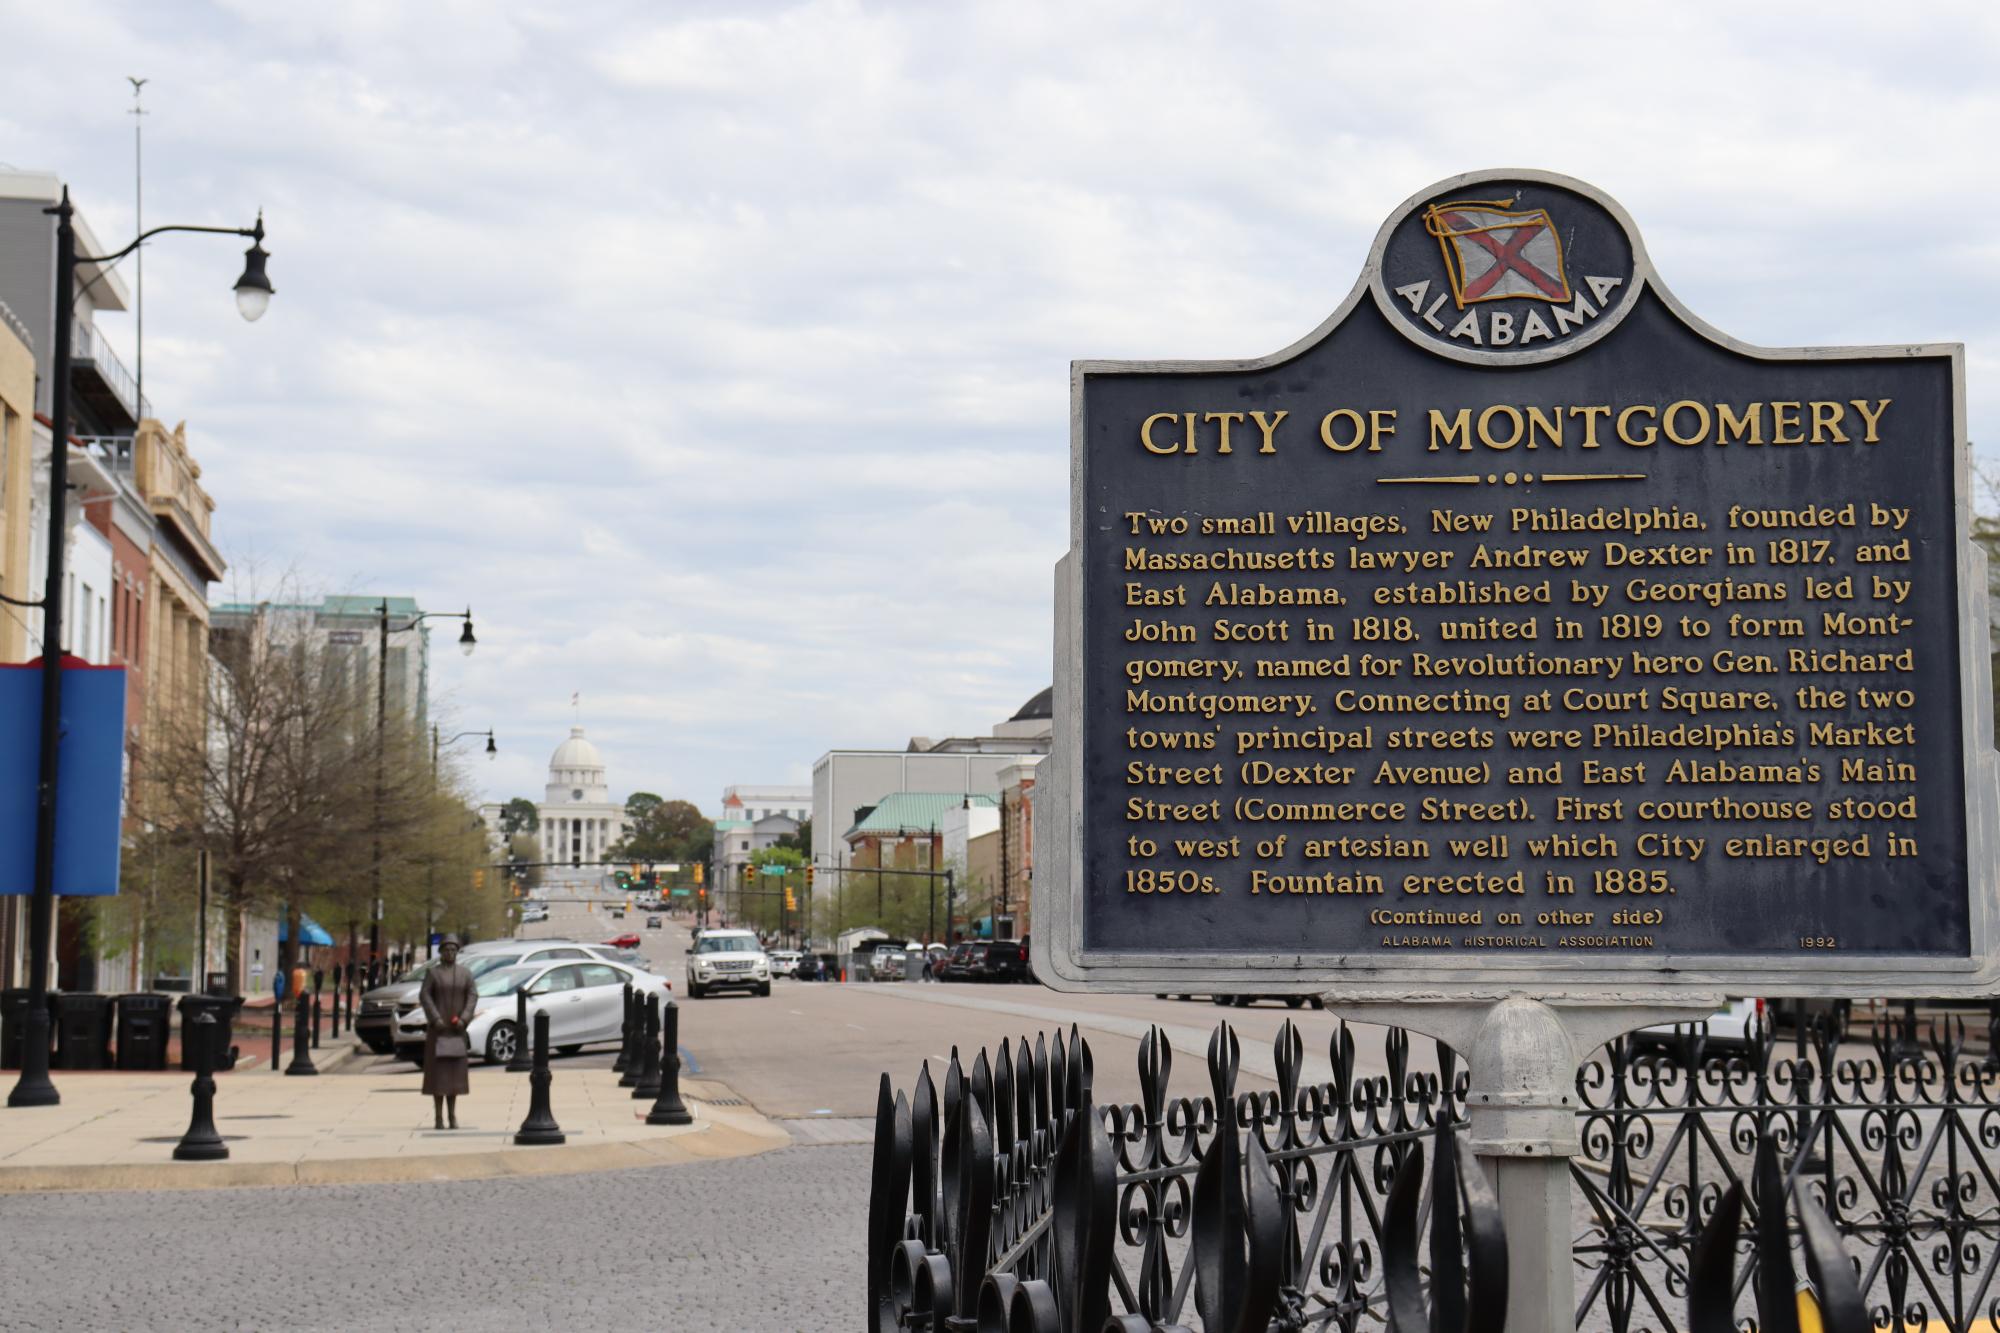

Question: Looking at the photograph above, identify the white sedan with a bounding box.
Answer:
[394,958,672,1065]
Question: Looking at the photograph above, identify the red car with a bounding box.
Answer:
[604,933,642,949]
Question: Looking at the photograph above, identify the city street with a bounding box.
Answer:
[0,901,1418,1331]
[497,899,1417,1116]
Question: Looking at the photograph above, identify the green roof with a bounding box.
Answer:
[213,595,421,618]
[845,792,997,840]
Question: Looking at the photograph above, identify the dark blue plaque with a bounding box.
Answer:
[1039,170,1988,999]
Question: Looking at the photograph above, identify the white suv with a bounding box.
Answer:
[686,929,771,998]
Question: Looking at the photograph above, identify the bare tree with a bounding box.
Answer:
[135,595,434,989]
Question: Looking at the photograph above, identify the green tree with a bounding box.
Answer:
[611,794,713,863]
[776,817,812,854]
[498,797,539,837]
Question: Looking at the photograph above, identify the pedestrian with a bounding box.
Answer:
[419,935,478,1130]
[920,953,934,984]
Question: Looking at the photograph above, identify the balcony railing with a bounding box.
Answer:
[70,319,150,426]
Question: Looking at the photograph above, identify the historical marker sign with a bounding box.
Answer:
[1034,169,2000,999]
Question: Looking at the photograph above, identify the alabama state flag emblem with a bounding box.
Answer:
[1423,199,1572,309]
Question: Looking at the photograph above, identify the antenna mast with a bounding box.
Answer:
[128,76,148,420]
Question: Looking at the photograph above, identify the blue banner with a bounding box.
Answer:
[0,660,127,896]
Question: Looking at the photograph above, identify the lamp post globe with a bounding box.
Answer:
[232,221,274,322]
[459,617,476,657]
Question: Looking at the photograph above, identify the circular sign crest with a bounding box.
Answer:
[1370,169,1643,366]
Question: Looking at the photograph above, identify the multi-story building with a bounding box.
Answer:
[0,304,34,665]
[0,307,32,987]
[809,686,1051,874]
[720,784,811,825]
[0,173,205,991]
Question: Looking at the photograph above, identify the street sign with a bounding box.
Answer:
[670,887,691,898]
[759,864,790,876]
[1035,168,1997,1002]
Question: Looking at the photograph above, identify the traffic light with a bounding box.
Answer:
[805,866,815,891]
[784,888,797,912]
[474,869,485,890]
[693,863,704,885]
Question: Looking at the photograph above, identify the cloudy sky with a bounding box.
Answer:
[5,0,1997,810]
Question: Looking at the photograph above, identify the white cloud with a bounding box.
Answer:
[6,0,1998,807]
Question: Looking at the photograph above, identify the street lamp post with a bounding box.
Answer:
[368,604,473,984]
[7,189,270,1110]
[427,727,495,958]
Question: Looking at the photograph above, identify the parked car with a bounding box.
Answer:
[871,949,908,981]
[768,950,802,978]
[359,943,607,1056]
[645,915,662,930]
[938,942,987,982]
[793,953,828,982]
[978,939,1031,983]
[605,932,642,949]
[394,957,671,1065]
[520,905,549,924]
[1633,998,1764,1055]
[685,928,772,998]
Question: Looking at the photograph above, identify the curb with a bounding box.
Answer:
[0,1098,789,1194]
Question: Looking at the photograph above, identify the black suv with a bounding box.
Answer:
[978,939,1031,983]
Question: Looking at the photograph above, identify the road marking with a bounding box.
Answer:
[845,1023,866,1031]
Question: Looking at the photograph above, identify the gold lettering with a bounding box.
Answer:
[1250,409,1288,454]
[1140,412,1182,455]
[1715,401,1763,445]
[1204,410,1246,454]
[1616,404,1658,447]
[1850,398,1890,443]
[1771,401,1805,444]
[1428,407,1472,452]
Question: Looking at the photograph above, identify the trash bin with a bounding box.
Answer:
[1,988,56,1071]
[115,994,173,1071]
[178,993,243,1071]
[55,993,113,1070]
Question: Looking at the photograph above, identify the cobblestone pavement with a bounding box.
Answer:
[0,1142,869,1331]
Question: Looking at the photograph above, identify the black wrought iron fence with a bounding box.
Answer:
[870,1005,2000,1331]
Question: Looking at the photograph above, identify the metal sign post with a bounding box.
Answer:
[1035,169,1997,1321]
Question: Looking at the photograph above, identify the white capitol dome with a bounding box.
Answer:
[548,727,606,774]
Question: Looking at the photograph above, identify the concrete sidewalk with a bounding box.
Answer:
[0,1043,788,1192]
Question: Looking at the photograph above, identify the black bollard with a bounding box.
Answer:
[646,999,693,1126]
[612,983,634,1076]
[632,994,662,1100]
[286,991,318,1075]
[617,988,641,1086]
[514,1010,565,1146]
[312,970,324,1048]
[270,987,283,1071]
[505,990,532,1073]
[327,966,340,1037]
[174,1011,229,1161]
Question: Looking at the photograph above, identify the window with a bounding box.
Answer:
[577,964,621,990]
[534,966,581,994]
